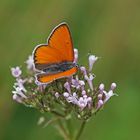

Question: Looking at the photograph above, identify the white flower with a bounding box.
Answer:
[88,55,98,72]
[66,96,78,104]
[14,79,27,93]
[63,92,69,98]
[55,92,60,98]
[103,90,115,103]
[11,66,22,78]
[12,86,27,98]
[25,55,34,70]
[79,80,85,86]
[13,94,23,103]
[74,48,78,63]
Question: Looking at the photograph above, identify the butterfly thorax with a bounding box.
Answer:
[42,62,77,74]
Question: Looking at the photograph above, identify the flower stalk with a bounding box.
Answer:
[11,49,117,140]
[75,121,86,140]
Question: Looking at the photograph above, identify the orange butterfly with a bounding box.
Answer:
[33,23,78,84]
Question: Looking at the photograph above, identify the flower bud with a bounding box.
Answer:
[64,82,71,93]
[13,94,23,103]
[80,66,87,75]
[99,83,105,91]
[83,95,88,98]
[63,92,69,98]
[87,97,92,102]
[73,92,77,97]
[88,55,98,72]
[110,83,117,90]
[98,94,103,100]
[82,90,86,95]
[97,99,104,110]
[79,80,85,86]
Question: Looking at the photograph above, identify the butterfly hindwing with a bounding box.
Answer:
[36,67,77,83]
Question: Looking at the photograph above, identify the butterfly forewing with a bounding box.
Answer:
[48,23,74,62]
[34,23,74,70]
[34,45,64,70]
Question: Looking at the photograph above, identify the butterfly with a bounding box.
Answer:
[33,23,78,84]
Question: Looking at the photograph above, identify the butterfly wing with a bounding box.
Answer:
[34,23,74,70]
[36,67,77,83]
[34,45,65,70]
[48,23,74,62]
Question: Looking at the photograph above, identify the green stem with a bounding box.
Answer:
[75,121,86,140]
[51,110,65,118]
[56,119,71,140]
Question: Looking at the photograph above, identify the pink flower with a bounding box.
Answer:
[84,74,95,91]
[67,96,78,104]
[64,82,71,93]
[11,66,22,78]
[79,80,85,90]
[99,83,117,103]
[78,97,88,110]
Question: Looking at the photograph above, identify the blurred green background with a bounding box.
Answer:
[0,0,140,140]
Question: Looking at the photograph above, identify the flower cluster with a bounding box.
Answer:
[11,49,117,120]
